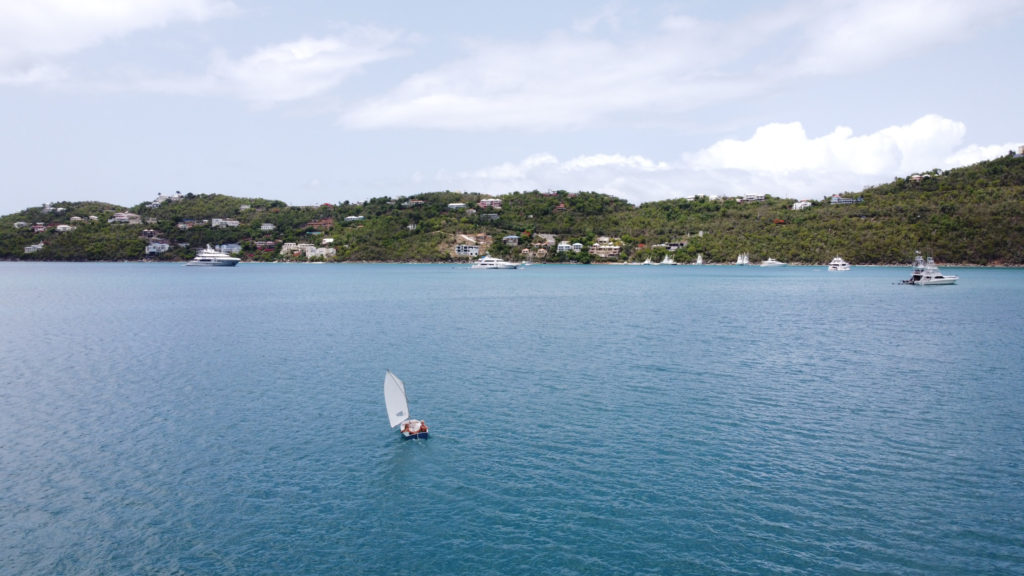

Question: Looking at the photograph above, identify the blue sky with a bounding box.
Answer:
[1,0,1022,215]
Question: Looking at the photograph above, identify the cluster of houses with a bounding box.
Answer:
[279,240,336,259]
[15,204,99,252]
[453,232,628,261]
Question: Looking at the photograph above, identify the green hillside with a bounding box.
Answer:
[2,153,1023,264]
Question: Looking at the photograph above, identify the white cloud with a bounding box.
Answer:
[341,1,1021,132]
[340,16,752,130]
[0,0,236,85]
[206,29,406,105]
[788,0,1016,75]
[439,115,1016,205]
[562,154,670,172]
[688,114,968,176]
[945,143,1023,166]
[135,27,408,105]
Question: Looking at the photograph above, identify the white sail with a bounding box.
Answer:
[383,370,410,428]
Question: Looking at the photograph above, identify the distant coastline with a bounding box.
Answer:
[3,153,1024,266]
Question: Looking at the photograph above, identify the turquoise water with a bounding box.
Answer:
[2,262,1023,575]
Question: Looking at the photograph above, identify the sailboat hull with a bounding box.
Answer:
[402,431,429,440]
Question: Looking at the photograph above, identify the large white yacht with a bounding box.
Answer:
[827,256,850,271]
[186,244,241,267]
[471,255,518,269]
[902,252,958,285]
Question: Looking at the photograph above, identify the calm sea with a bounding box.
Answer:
[2,262,1023,575]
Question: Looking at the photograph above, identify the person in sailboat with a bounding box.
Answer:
[401,419,428,436]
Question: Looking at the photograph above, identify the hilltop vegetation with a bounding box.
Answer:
[2,153,1023,265]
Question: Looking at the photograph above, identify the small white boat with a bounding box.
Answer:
[660,254,675,265]
[694,254,703,265]
[827,256,850,271]
[760,258,786,267]
[736,253,749,265]
[901,252,958,285]
[384,370,428,440]
[641,257,652,265]
[471,255,518,269]
[186,244,240,266]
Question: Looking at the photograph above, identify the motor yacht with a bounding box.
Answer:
[901,252,958,285]
[471,255,518,269]
[186,245,240,266]
[827,256,850,271]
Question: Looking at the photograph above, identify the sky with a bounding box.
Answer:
[1,0,1023,215]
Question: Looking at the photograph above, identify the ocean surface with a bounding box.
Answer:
[2,262,1023,575]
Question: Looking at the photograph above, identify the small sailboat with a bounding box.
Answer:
[384,370,428,439]
[695,253,703,265]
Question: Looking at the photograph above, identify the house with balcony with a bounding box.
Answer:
[589,242,621,258]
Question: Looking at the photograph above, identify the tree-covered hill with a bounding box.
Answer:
[2,153,1023,264]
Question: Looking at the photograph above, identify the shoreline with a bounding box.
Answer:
[3,258,1021,268]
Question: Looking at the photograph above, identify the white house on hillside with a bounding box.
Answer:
[108,212,141,225]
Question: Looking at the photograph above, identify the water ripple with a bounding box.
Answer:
[2,264,1023,574]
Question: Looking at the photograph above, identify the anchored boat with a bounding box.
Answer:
[901,252,958,285]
